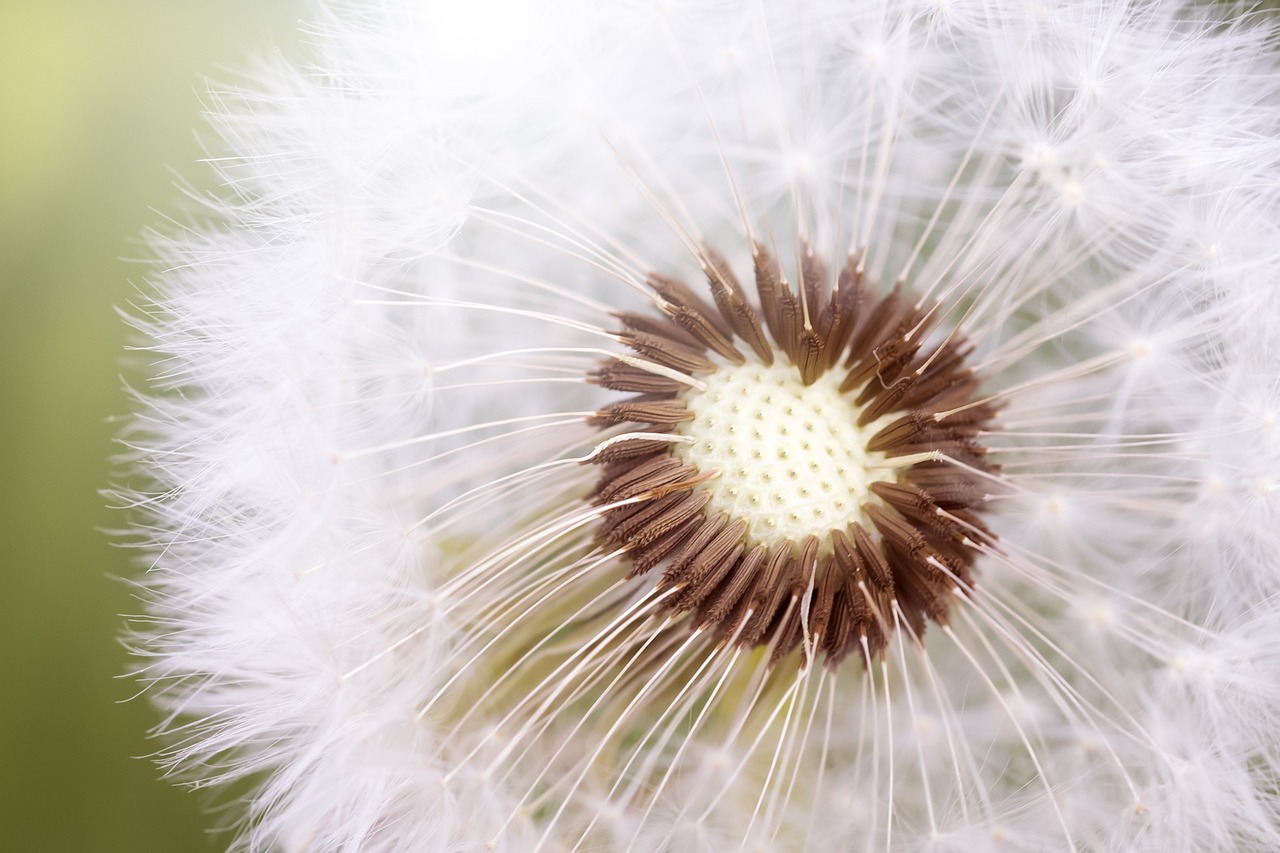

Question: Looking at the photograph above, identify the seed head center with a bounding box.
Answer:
[672,358,892,550]
[588,242,998,664]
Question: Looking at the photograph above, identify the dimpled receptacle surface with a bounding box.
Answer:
[672,358,893,550]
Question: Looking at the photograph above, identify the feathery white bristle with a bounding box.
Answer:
[121,1,1280,850]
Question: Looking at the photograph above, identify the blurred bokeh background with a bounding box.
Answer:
[0,3,303,849]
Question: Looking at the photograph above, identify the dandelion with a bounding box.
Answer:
[121,1,1280,850]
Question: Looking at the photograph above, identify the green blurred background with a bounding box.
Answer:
[0,3,302,849]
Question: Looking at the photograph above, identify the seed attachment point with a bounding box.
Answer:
[589,243,998,666]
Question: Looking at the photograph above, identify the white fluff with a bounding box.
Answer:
[123,1,1280,850]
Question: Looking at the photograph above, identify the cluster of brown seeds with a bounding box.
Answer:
[589,244,998,666]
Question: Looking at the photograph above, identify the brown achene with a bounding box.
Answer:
[588,243,998,667]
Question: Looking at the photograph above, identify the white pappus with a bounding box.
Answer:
[120,1,1280,851]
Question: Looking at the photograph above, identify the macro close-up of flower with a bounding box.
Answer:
[121,1,1280,850]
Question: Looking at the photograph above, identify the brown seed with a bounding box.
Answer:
[587,243,998,669]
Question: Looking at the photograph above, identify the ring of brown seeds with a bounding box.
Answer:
[588,242,998,668]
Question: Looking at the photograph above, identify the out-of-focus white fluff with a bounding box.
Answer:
[124,1,1280,850]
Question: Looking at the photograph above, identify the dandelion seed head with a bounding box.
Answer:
[123,0,1280,849]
